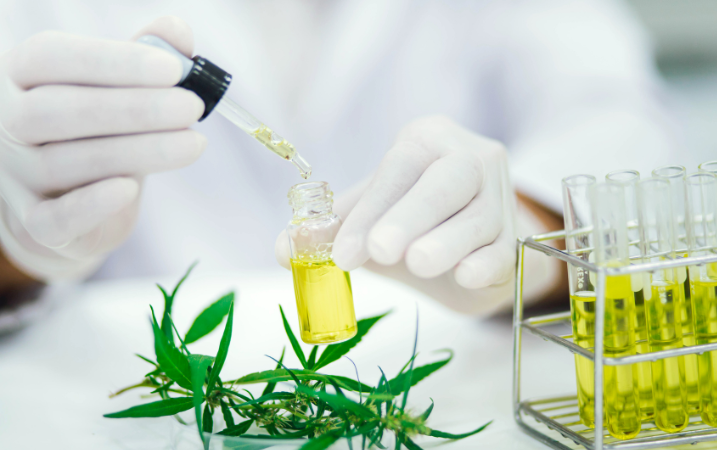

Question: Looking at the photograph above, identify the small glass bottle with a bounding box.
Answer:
[286,181,358,344]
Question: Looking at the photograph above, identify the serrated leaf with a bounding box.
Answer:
[203,403,213,433]
[207,298,234,392]
[220,400,235,428]
[296,385,376,419]
[401,310,419,411]
[226,369,372,392]
[299,433,339,450]
[159,263,197,345]
[279,306,307,369]
[172,261,197,298]
[234,392,295,407]
[158,284,174,344]
[151,306,192,390]
[185,292,234,345]
[420,400,434,421]
[218,419,253,436]
[388,350,452,396]
[428,421,491,439]
[307,346,318,370]
[135,353,157,366]
[262,347,285,396]
[314,312,389,371]
[189,354,215,445]
[403,436,424,450]
[104,397,193,418]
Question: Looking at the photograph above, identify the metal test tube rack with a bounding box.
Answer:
[513,230,717,450]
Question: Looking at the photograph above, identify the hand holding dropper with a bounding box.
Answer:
[138,35,312,179]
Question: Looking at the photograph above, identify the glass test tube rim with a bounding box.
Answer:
[686,171,717,185]
[606,169,641,184]
[699,160,717,174]
[563,173,597,186]
[653,165,687,179]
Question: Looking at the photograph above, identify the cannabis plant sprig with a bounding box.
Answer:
[105,265,491,449]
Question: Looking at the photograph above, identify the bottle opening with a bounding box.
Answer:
[288,181,333,217]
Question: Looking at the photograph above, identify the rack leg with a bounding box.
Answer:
[594,271,606,450]
[513,240,526,422]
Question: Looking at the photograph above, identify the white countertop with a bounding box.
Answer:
[0,267,574,450]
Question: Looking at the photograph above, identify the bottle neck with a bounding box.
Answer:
[289,181,334,221]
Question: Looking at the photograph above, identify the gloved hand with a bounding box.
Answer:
[0,16,206,281]
[276,116,555,315]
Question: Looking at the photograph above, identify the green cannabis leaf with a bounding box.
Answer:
[185,292,233,344]
[105,264,490,449]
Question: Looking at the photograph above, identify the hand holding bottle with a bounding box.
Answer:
[275,116,558,315]
[0,17,206,281]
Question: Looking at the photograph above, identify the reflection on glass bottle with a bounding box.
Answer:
[287,181,357,344]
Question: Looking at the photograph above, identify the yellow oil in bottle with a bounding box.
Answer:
[691,276,717,426]
[571,290,598,428]
[645,281,689,432]
[291,257,357,344]
[603,274,641,440]
[633,288,655,420]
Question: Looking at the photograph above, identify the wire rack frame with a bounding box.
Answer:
[513,230,717,450]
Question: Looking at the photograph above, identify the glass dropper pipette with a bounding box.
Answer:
[138,35,312,179]
[213,98,311,178]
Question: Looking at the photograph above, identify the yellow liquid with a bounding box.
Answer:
[570,275,641,439]
[571,290,599,428]
[291,258,357,344]
[252,125,297,161]
[691,277,717,426]
[680,268,701,414]
[603,274,641,439]
[634,289,655,420]
[645,282,689,432]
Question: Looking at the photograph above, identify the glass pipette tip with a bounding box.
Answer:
[214,97,312,179]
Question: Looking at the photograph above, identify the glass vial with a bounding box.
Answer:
[607,170,654,421]
[286,181,357,344]
[637,178,688,432]
[591,182,641,440]
[654,165,700,414]
[562,174,599,429]
[685,172,717,426]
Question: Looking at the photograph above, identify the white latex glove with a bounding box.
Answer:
[0,17,206,281]
[276,117,559,315]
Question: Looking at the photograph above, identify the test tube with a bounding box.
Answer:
[562,174,599,428]
[699,161,717,177]
[685,172,717,426]
[607,170,654,421]
[637,178,689,432]
[591,182,641,439]
[654,165,700,413]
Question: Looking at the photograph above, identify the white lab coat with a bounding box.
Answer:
[0,0,682,279]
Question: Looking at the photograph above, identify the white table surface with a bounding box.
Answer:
[0,267,575,450]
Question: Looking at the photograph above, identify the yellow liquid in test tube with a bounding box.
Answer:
[571,290,599,428]
[678,263,701,415]
[633,288,655,421]
[645,281,689,433]
[570,275,641,440]
[291,258,357,344]
[603,274,641,440]
[691,276,717,426]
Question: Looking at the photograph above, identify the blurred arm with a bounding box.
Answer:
[0,247,41,309]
